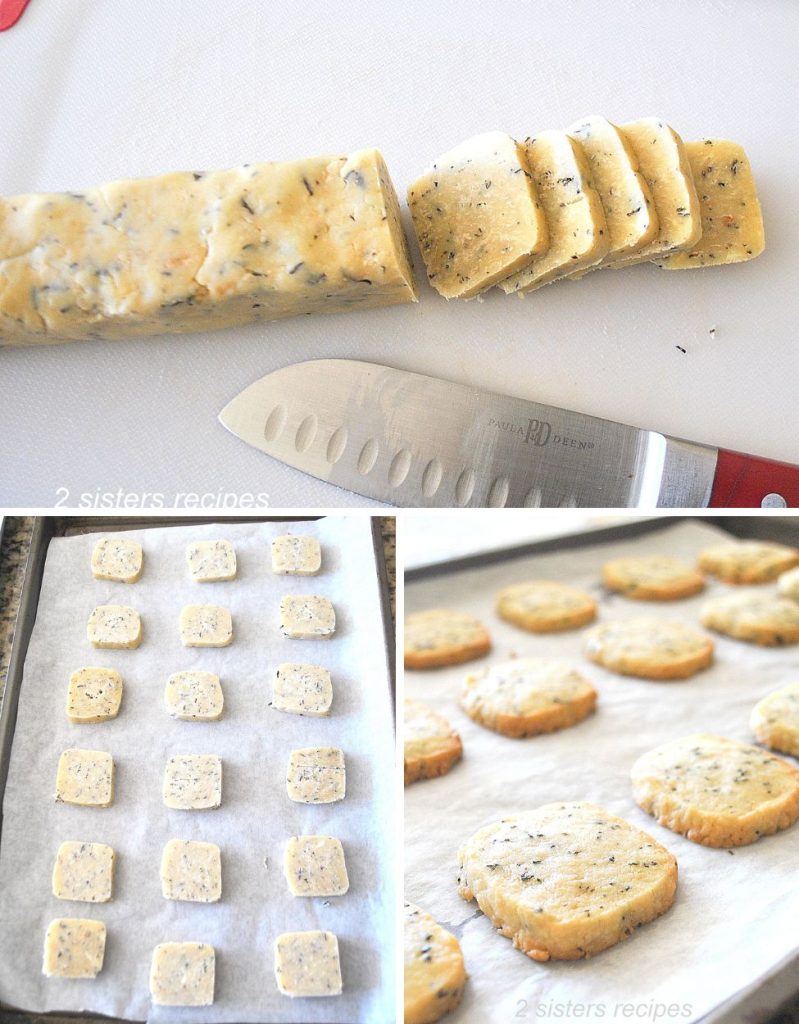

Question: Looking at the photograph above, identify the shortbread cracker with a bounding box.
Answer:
[697,541,799,584]
[284,836,349,896]
[700,592,799,646]
[55,749,114,807]
[496,580,597,633]
[52,842,115,903]
[584,618,714,679]
[602,556,705,601]
[458,802,676,961]
[150,942,215,1006]
[161,839,221,902]
[272,535,322,575]
[179,605,233,647]
[274,930,342,997]
[750,683,799,756]
[632,733,799,847]
[404,902,466,1024]
[280,596,336,639]
[461,659,597,738]
[165,671,224,721]
[272,663,332,716]
[405,610,491,669]
[186,540,236,582]
[404,699,463,785]
[778,566,799,601]
[87,605,141,649]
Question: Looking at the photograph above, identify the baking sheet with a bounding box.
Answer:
[0,516,395,1023]
[405,518,799,1024]
[1,0,798,507]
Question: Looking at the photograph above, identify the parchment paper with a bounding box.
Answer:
[405,518,799,1024]
[0,516,395,1023]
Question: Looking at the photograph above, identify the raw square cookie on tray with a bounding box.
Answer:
[0,517,394,1023]
[404,517,799,1024]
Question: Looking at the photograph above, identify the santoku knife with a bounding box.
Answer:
[219,359,799,508]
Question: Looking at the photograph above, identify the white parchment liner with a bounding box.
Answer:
[0,516,394,1023]
[405,518,799,1024]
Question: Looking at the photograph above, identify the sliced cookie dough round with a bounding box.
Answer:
[750,683,799,757]
[457,802,677,961]
[584,618,714,679]
[404,902,466,1024]
[461,658,597,738]
[602,556,705,601]
[700,592,799,646]
[405,610,491,670]
[405,700,463,785]
[777,566,799,601]
[496,580,597,633]
[697,541,799,584]
[632,733,799,847]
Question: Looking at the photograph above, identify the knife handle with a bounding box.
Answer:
[709,449,799,508]
[0,0,31,31]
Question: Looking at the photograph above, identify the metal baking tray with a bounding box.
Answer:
[0,514,394,1023]
[405,514,799,1024]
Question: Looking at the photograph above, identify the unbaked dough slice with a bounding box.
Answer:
[67,667,123,723]
[408,131,548,299]
[43,918,106,978]
[280,595,335,639]
[608,118,702,266]
[700,592,799,646]
[165,671,224,721]
[405,609,491,669]
[179,605,233,647]
[55,749,114,807]
[499,130,609,293]
[271,535,322,575]
[186,540,236,582]
[457,802,676,960]
[566,115,658,271]
[91,537,143,583]
[697,541,799,584]
[404,902,466,1024]
[150,942,215,1006]
[404,699,462,784]
[163,754,222,809]
[657,139,765,268]
[284,836,349,896]
[751,682,799,757]
[274,930,342,997]
[161,839,221,902]
[87,605,141,649]
[632,733,799,847]
[461,658,597,738]
[273,663,332,716]
[584,617,714,679]
[52,841,115,903]
[286,747,345,803]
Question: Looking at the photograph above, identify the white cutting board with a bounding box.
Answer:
[1,0,796,508]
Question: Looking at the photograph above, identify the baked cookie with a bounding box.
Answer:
[632,733,799,847]
[405,610,491,669]
[461,658,597,738]
[777,566,799,601]
[404,700,463,785]
[404,902,465,1024]
[602,556,705,601]
[700,592,799,646]
[697,541,799,584]
[750,683,799,757]
[584,618,714,679]
[457,802,676,961]
[496,580,597,633]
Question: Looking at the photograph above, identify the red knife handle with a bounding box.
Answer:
[0,0,31,31]
[708,449,799,508]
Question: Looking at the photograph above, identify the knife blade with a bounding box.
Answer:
[219,359,799,508]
